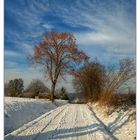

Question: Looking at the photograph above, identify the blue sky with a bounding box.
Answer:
[4,0,136,92]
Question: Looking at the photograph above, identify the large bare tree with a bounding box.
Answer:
[30,32,89,101]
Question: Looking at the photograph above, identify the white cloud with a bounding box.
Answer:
[4,43,34,59]
[42,23,54,31]
[4,61,19,69]
[4,50,22,58]
[76,32,113,45]
[20,43,33,53]
[52,0,136,57]
[4,0,135,92]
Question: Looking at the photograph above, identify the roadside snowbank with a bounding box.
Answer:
[4,97,68,135]
[89,103,136,140]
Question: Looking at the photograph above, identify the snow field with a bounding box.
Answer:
[4,97,68,135]
[4,97,135,140]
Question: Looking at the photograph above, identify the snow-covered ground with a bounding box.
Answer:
[5,104,117,140]
[4,97,136,139]
[4,97,68,135]
[88,103,136,140]
[54,99,69,106]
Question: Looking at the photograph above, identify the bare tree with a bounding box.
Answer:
[73,60,105,102]
[99,58,136,105]
[104,58,136,94]
[30,32,89,101]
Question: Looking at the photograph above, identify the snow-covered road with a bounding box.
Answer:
[5,104,118,140]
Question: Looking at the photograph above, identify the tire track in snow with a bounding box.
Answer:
[53,104,78,140]
[80,105,94,140]
[52,106,70,139]
[76,105,90,140]
[5,105,69,140]
[26,105,65,139]
[36,105,69,139]
[5,104,119,140]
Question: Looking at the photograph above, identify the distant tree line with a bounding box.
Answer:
[4,79,69,100]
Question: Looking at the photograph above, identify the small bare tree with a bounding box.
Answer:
[99,58,136,105]
[104,58,135,94]
[30,32,88,101]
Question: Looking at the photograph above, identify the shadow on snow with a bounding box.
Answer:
[5,107,135,140]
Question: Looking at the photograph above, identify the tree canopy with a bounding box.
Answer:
[30,32,89,100]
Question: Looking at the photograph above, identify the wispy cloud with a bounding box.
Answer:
[51,0,136,57]
[4,0,136,91]
[5,0,136,57]
[4,50,22,58]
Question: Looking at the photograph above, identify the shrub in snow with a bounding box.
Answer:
[5,78,24,97]
[25,79,50,98]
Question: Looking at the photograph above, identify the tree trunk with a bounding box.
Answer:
[50,82,56,101]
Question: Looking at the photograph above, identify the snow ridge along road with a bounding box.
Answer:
[5,104,118,140]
